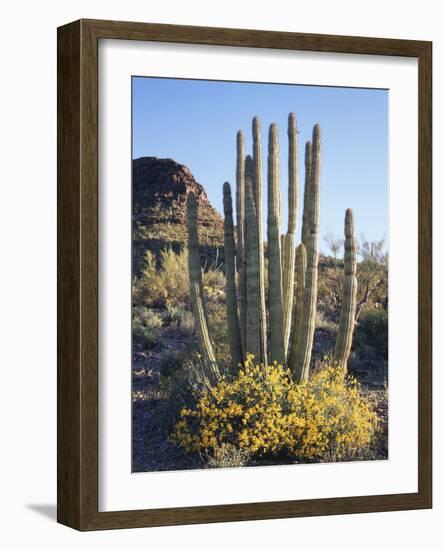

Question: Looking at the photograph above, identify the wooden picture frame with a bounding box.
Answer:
[57,18,432,530]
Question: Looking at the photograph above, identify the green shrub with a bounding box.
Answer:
[354,308,388,359]
[133,248,227,312]
[203,267,226,303]
[163,305,183,326]
[133,248,190,309]
[315,309,337,331]
[163,305,194,332]
[205,444,251,469]
[132,306,163,351]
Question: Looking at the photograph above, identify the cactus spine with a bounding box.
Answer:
[267,124,285,363]
[252,117,268,365]
[223,182,244,368]
[288,243,307,382]
[244,156,262,360]
[236,131,247,346]
[334,208,357,372]
[297,125,321,379]
[187,192,218,381]
[282,113,299,360]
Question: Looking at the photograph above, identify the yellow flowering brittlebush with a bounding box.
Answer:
[171,356,380,462]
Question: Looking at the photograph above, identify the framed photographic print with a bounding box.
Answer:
[57,19,432,530]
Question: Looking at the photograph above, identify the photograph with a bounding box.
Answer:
[131,76,389,473]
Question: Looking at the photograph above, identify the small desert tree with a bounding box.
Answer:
[355,235,388,320]
[323,231,344,264]
[318,233,388,322]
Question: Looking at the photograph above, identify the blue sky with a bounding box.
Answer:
[132,77,388,252]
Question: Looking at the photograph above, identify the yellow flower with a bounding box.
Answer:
[171,359,380,461]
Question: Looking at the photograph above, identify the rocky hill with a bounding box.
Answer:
[132,157,224,274]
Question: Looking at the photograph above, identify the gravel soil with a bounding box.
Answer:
[132,327,388,472]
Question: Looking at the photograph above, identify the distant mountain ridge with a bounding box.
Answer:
[132,157,224,274]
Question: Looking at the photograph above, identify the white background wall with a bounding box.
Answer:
[0,0,441,547]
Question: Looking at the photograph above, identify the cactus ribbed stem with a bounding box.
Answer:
[301,141,312,247]
[282,113,299,359]
[252,117,268,365]
[187,192,218,380]
[298,125,321,379]
[267,124,285,363]
[223,182,244,369]
[244,156,261,361]
[236,131,247,346]
[282,233,296,358]
[287,113,299,236]
[280,234,285,269]
[252,117,262,217]
[334,208,358,372]
[288,243,307,382]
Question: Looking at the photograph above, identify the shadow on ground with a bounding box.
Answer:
[26,504,57,522]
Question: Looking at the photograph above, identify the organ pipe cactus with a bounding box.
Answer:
[187,114,358,383]
[288,243,307,382]
[235,131,247,346]
[301,141,312,247]
[282,113,299,360]
[186,192,219,382]
[267,124,285,363]
[298,125,321,379]
[244,156,261,360]
[334,208,358,372]
[223,182,244,369]
[252,117,268,365]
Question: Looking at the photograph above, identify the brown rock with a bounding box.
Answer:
[132,157,224,274]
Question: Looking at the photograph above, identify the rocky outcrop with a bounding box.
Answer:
[134,156,217,211]
[132,157,224,274]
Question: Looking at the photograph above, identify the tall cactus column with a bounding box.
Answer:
[301,141,312,247]
[267,124,285,363]
[252,117,268,365]
[244,156,262,360]
[334,208,358,372]
[282,113,299,360]
[187,193,219,380]
[235,131,247,347]
[297,125,321,378]
[223,182,244,368]
[288,243,307,382]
